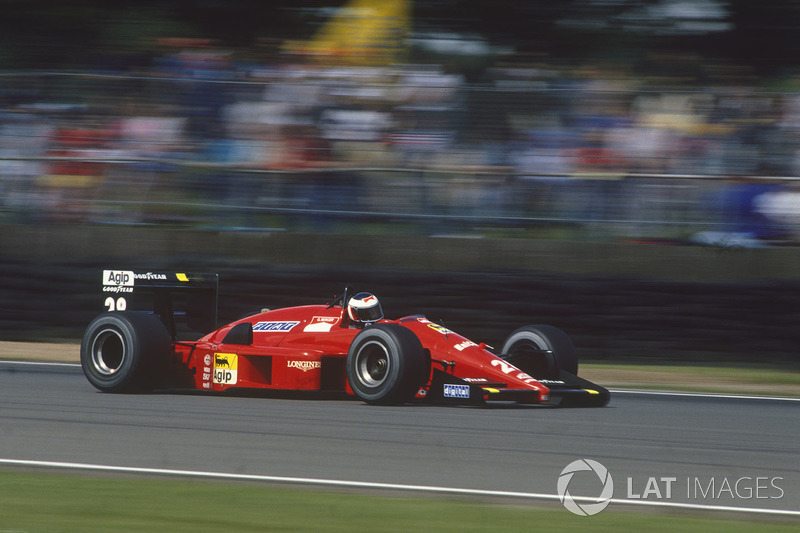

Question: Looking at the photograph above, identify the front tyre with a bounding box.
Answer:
[80,311,171,392]
[501,325,578,378]
[346,324,428,405]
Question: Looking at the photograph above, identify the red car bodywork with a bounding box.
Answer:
[179,305,554,402]
[85,271,609,406]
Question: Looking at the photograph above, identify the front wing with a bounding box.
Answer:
[424,368,610,407]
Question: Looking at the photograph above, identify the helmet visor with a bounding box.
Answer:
[353,302,383,322]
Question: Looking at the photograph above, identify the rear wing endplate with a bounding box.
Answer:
[101,270,218,338]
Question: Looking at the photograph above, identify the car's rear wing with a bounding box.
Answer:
[101,270,218,339]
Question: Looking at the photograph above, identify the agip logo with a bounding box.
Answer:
[103,270,135,292]
[213,353,238,385]
[557,459,614,516]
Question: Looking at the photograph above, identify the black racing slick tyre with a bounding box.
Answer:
[346,324,429,405]
[80,311,172,393]
[501,325,578,379]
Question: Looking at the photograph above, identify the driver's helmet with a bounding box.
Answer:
[347,292,383,325]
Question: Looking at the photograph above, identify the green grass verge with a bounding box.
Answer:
[1,471,796,532]
[581,362,800,397]
[583,363,800,384]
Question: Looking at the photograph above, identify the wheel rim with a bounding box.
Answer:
[355,340,390,387]
[513,340,556,378]
[91,328,125,376]
[518,339,544,352]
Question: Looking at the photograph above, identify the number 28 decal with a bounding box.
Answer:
[490,359,538,385]
[104,297,127,311]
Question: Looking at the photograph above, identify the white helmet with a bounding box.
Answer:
[347,292,383,325]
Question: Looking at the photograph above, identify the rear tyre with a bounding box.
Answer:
[80,311,172,392]
[501,325,578,378]
[346,324,428,405]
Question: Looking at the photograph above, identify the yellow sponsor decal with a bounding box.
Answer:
[427,323,453,335]
[176,273,189,282]
[482,388,500,394]
[213,353,238,385]
[583,389,599,395]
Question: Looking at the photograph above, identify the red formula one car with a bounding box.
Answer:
[82,270,609,407]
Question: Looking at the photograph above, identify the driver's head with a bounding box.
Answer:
[347,292,383,326]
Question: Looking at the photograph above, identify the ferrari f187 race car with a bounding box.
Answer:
[82,270,609,407]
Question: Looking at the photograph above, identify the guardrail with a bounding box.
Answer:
[1,155,796,244]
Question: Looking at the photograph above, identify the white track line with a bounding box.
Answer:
[0,360,79,368]
[0,459,797,517]
[609,388,800,402]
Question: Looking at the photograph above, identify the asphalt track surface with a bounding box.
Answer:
[1,361,798,516]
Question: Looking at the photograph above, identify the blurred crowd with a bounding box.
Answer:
[2,44,800,244]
